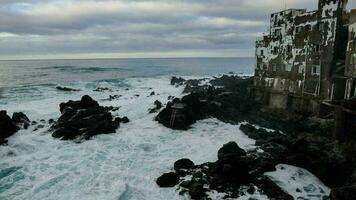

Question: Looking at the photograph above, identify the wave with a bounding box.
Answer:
[38,66,133,73]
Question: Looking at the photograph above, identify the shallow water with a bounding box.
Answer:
[0,58,330,199]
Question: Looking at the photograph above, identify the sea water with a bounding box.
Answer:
[0,58,329,200]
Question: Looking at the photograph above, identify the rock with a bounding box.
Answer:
[48,119,55,124]
[171,77,185,85]
[174,158,195,171]
[51,95,121,140]
[94,87,111,92]
[217,141,246,161]
[0,111,20,142]
[109,95,122,101]
[56,86,80,92]
[254,176,294,200]
[330,185,356,200]
[12,112,30,129]
[149,100,163,113]
[150,91,155,96]
[287,136,354,187]
[114,116,130,124]
[189,183,206,199]
[156,172,179,187]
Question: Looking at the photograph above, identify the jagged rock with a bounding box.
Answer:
[149,100,163,113]
[0,111,20,144]
[174,158,195,171]
[171,77,185,85]
[217,141,246,161]
[115,116,130,124]
[188,183,206,199]
[12,112,30,129]
[51,95,121,140]
[156,172,179,187]
[56,86,80,92]
[157,76,257,130]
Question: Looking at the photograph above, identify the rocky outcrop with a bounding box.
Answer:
[0,111,30,145]
[156,141,293,200]
[157,76,257,130]
[51,95,127,140]
[156,172,180,187]
[12,112,30,129]
[148,100,163,114]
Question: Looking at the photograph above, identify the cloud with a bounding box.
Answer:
[0,0,354,59]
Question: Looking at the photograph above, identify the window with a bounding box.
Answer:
[273,47,279,54]
[311,65,320,75]
[260,50,264,56]
[351,53,356,65]
[317,23,324,32]
[287,45,292,54]
[296,26,302,33]
[315,44,321,52]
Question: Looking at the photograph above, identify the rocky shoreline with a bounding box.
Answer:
[1,75,355,199]
[156,75,356,200]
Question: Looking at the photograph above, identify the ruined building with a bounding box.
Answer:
[345,9,356,99]
[254,0,355,116]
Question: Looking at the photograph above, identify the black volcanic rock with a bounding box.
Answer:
[0,111,20,143]
[174,158,195,171]
[51,95,121,140]
[157,141,292,199]
[156,172,179,187]
[149,100,163,113]
[171,77,185,86]
[12,112,30,129]
[157,76,257,130]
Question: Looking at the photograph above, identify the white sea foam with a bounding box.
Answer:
[265,164,331,200]
[0,76,329,200]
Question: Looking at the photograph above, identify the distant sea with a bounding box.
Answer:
[0,57,329,200]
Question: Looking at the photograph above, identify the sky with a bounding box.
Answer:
[0,0,355,60]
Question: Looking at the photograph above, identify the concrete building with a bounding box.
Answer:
[254,0,350,114]
[345,9,356,100]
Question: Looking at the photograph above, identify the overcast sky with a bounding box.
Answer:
[0,0,355,60]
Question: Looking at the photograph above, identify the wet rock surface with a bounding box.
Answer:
[50,95,127,140]
[0,111,30,145]
[157,75,256,130]
[156,141,293,200]
[156,76,356,199]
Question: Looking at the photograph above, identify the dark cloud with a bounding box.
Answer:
[0,0,354,59]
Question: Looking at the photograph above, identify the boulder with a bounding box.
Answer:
[0,111,20,142]
[149,100,163,113]
[171,77,185,85]
[156,172,179,187]
[51,95,121,140]
[217,141,246,161]
[12,112,30,129]
[174,158,195,171]
[189,183,206,199]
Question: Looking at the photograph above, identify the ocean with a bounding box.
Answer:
[0,58,329,200]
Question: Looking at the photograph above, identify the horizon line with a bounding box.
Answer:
[0,56,255,62]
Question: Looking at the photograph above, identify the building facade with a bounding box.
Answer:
[345,10,356,100]
[254,0,349,113]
